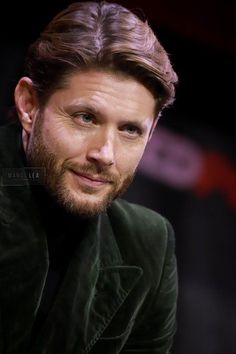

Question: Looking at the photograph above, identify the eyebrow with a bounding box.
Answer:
[64,103,100,115]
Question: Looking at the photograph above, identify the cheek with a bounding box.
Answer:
[42,123,86,158]
[117,146,146,175]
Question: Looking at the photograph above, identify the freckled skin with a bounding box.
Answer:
[24,70,157,216]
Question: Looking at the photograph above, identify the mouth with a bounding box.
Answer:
[71,169,112,188]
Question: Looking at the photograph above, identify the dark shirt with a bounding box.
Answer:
[29,184,86,343]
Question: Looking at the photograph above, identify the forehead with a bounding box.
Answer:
[48,69,156,119]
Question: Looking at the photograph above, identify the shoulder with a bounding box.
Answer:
[108,198,174,242]
[107,198,175,268]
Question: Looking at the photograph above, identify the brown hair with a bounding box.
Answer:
[25,1,178,115]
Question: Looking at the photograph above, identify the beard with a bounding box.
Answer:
[25,115,135,217]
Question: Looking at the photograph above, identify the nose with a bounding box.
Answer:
[86,129,115,168]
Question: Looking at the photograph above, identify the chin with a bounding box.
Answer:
[54,184,113,217]
[45,170,121,217]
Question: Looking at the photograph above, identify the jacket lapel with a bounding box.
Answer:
[83,214,143,352]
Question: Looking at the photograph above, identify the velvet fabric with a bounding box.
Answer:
[0,122,178,354]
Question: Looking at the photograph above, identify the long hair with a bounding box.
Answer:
[25,1,178,115]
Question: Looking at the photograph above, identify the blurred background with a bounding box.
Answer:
[0,1,235,353]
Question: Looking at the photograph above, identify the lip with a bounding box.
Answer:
[71,170,111,188]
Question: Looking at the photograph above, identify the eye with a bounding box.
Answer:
[72,112,95,124]
[121,124,142,138]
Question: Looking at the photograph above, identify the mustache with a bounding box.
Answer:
[64,161,119,184]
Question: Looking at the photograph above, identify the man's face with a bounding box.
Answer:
[26,70,156,216]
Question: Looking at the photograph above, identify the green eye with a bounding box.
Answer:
[72,112,94,124]
[123,125,140,135]
[126,126,137,134]
[79,113,93,123]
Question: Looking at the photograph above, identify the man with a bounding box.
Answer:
[0,1,178,353]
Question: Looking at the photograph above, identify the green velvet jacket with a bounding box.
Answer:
[0,122,178,354]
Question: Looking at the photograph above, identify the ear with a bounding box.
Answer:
[14,77,39,134]
[148,116,158,141]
